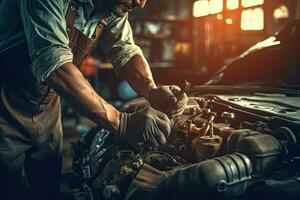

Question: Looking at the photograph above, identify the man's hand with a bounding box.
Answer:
[117,107,171,146]
[149,85,188,118]
[120,55,188,117]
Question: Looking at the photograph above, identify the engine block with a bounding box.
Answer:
[69,95,300,200]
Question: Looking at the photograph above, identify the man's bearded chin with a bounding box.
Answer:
[112,6,128,17]
[103,0,129,17]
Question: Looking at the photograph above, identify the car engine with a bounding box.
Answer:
[68,91,300,200]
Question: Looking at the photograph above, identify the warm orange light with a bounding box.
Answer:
[210,0,223,14]
[273,5,289,19]
[241,8,264,30]
[225,18,233,25]
[193,0,210,17]
[217,14,223,20]
[241,0,264,8]
[175,42,191,56]
[226,0,239,10]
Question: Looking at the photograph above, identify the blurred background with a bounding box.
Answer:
[79,0,300,104]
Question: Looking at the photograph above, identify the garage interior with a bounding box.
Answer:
[58,1,300,199]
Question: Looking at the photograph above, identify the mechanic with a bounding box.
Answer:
[0,0,188,199]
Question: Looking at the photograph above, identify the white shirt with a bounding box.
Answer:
[0,0,143,83]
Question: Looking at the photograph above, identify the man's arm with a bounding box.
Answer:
[103,14,187,117]
[18,0,170,145]
[120,54,157,100]
[120,54,188,118]
[46,62,120,133]
[46,62,170,146]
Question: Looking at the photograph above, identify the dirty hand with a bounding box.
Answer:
[117,107,171,146]
[149,85,188,118]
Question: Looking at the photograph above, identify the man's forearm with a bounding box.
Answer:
[120,54,157,100]
[46,62,120,133]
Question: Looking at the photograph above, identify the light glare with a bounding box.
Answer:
[193,0,210,17]
[273,5,289,19]
[241,8,264,30]
[225,18,233,25]
[210,0,223,14]
[241,0,264,8]
[226,0,239,10]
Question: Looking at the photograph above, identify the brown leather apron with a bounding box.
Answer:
[0,0,107,163]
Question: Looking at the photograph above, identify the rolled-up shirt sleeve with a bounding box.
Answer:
[102,14,143,77]
[19,0,73,83]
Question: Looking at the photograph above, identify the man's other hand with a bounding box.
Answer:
[117,107,171,146]
[149,85,188,118]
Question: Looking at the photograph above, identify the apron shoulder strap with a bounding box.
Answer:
[66,0,108,40]
[66,0,79,27]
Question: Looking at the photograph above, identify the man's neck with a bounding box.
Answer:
[93,0,105,11]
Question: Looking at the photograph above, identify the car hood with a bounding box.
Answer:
[205,20,300,89]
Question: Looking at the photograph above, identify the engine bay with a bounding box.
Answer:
[69,93,300,200]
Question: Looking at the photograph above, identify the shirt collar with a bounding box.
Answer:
[76,0,111,19]
[76,0,95,19]
[77,0,93,3]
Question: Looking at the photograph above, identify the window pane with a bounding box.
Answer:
[227,0,239,10]
[241,0,264,8]
[210,0,223,14]
[193,0,210,17]
[241,8,264,30]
